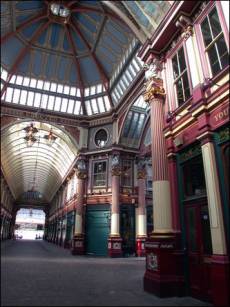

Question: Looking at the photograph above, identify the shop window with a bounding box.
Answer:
[172,46,191,106]
[182,155,206,198]
[121,160,132,187]
[200,6,229,76]
[93,161,107,187]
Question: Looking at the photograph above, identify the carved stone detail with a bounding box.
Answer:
[111,165,122,177]
[181,25,193,40]
[137,169,146,180]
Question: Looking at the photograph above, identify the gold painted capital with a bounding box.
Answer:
[137,169,146,179]
[144,77,165,103]
[181,25,193,40]
[111,166,121,176]
[76,170,87,180]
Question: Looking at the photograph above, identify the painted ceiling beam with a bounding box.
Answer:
[64,25,87,115]
[71,6,125,25]
[1,12,47,45]
[70,20,114,109]
[1,20,51,99]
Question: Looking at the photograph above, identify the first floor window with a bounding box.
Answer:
[93,161,107,187]
[172,46,191,106]
[201,6,229,76]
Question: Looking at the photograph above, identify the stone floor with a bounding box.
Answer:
[1,240,212,306]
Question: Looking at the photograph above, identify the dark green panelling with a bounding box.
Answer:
[216,126,230,144]
[85,205,110,256]
[120,204,136,256]
[179,143,202,163]
[176,154,192,294]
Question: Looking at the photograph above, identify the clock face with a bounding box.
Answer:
[94,129,108,148]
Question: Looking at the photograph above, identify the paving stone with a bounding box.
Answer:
[1,240,212,306]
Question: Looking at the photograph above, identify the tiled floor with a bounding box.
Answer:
[1,240,212,306]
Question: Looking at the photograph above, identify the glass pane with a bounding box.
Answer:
[70,87,76,96]
[16,75,23,85]
[20,90,28,105]
[90,86,96,95]
[12,89,20,104]
[172,54,179,79]
[209,7,222,38]
[63,85,70,95]
[27,91,34,106]
[175,78,184,106]
[23,77,30,86]
[182,155,206,198]
[67,99,74,113]
[188,207,197,252]
[44,81,50,91]
[97,97,105,112]
[47,95,55,110]
[91,99,98,114]
[182,72,190,101]
[50,82,57,92]
[103,96,110,111]
[37,80,44,89]
[41,94,48,109]
[201,17,212,47]
[73,101,81,115]
[30,78,37,88]
[201,206,212,255]
[57,84,63,93]
[216,35,229,69]
[60,98,67,112]
[54,97,61,111]
[178,47,186,72]
[34,92,41,107]
[208,44,221,75]
[85,100,92,115]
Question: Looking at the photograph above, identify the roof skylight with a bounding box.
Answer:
[50,3,70,18]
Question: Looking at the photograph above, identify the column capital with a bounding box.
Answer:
[111,153,121,176]
[137,169,146,180]
[144,77,165,103]
[175,14,193,41]
[197,131,215,145]
[75,158,87,179]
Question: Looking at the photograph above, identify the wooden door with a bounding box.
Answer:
[185,203,212,302]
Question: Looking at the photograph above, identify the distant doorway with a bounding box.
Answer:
[15,208,45,240]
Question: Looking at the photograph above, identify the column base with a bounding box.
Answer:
[136,236,147,257]
[71,234,85,255]
[211,255,230,307]
[144,233,185,297]
[108,235,123,257]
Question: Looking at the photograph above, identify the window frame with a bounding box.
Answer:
[170,44,192,108]
[194,2,229,80]
[92,160,107,188]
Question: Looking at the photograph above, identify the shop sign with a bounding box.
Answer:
[145,242,159,249]
[147,253,158,271]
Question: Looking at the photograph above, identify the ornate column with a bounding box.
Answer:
[197,131,229,307]
[72,158,87,255]
[143,60,184,297]
[108,153,122,257]
[136,158,147,256]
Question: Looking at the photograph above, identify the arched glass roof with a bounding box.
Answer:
[0,1,171,117]
[1,121,78,202]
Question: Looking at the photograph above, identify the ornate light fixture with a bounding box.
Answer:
[50,3,70,17]
[44,128,57,146]
[23,123,38,147]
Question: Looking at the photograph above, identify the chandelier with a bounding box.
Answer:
[23,123,38,147]
[23,123,57,146]
[44,128,57,146]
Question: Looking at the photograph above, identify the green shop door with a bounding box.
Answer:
[85,205,110,256]
[120,204,136,256]
[66,212,75,247]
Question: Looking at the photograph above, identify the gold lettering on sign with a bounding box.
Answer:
[214,108,229,122]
